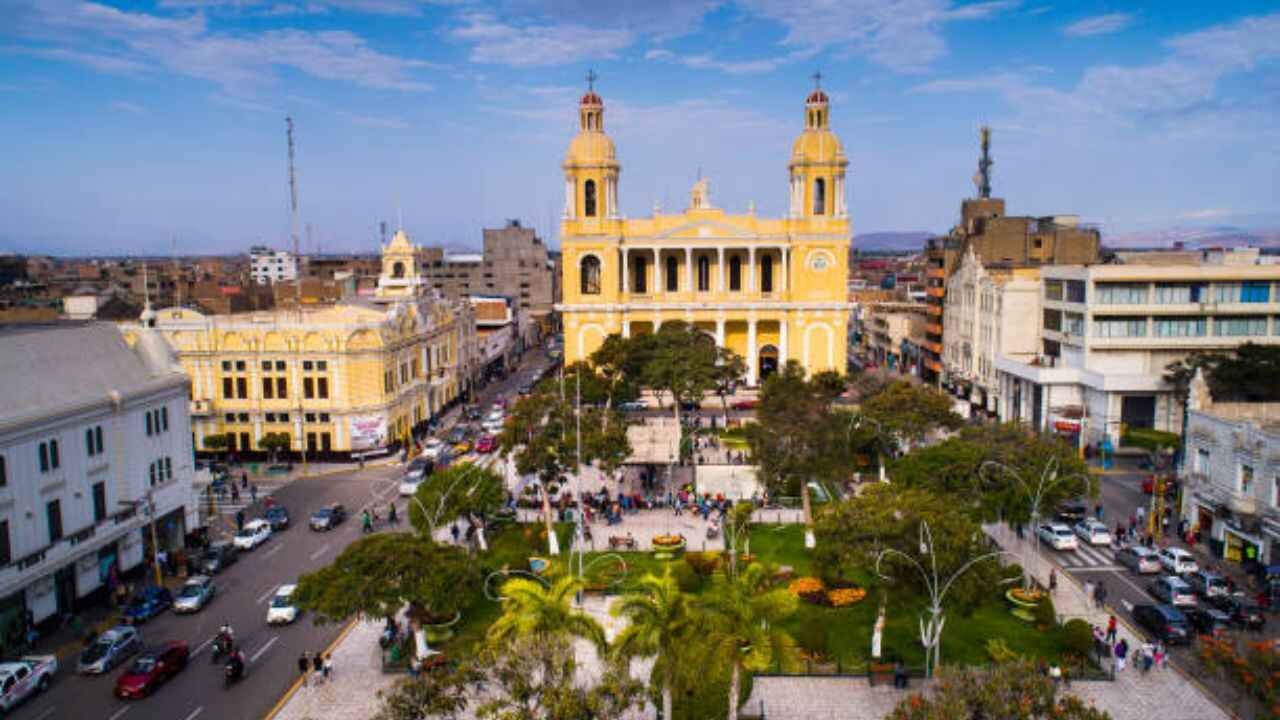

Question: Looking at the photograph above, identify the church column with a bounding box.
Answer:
[781,247,789,294]
[747,317,758,386]
[717,247,725,292]
[780,314,789,366]
[622,319,631,338]
[748,246,757,294]
[653,247,661,296]
[563,179,574,218]
[621,247,629,295]
[715,317,725,348]
[684,246,694,293]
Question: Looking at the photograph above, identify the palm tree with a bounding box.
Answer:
[611,570,695,720]
[487,575,606,654]
[694,564,801,720]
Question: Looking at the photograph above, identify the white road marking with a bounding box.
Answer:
[309,543,331,561]
[1122,599,1134,612]
[192,636,214,657]
[34,708,56,720]
[249,636,279,663]
[108,706,132,720]
[1071,565,1125,573]
[181,707,204,720]
[257,584,280,605]
[262,544,283,559]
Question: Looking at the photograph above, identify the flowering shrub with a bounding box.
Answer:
[1008,587,1045,604]
[1198,634,1280,715]
[826,587,867,607]
[788,577,829,605]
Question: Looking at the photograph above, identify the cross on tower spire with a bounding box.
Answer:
[811,70,823,89]
[586,68,597,91]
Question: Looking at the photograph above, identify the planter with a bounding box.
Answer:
[1006,587,1044,609]
[529,556,550,575]
[421,611,462,644]
[651,535,686,560]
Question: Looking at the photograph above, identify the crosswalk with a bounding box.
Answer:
[202,480,290,526]
[1052,542,1123,571]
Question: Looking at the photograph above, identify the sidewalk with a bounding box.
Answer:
[269,618,395,720]
[510,507,804,553]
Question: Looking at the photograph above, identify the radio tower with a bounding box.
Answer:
[974,125,993,199]
[286,116,308,473]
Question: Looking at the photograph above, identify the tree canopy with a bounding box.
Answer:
[859,380,963,447]
[747,361,854,498]
[292,533,479,622]
[407,462,507,537]
[1165,342,1280,402]
[885,659,1113,720]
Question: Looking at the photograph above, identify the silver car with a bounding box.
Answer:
[1116,545,1162,574]
[78,626,141,674]
[1149,575,1197,607]
[173,575,216,614]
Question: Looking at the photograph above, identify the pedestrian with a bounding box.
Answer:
[1106,614,1117,644]
[250,484,257,504]
[361,510,372,534]
[450,523,460,544]
[298,651,311,687]
[1153,642,1166,670]
[231,485,240,504]
[236,509,245,532]
[242,472,249,489]
[1094,582,1108,610]
[1114,638,1129,672]
[312,651,324,686]
[1095,503,1104,521]
[388,503,398,526]
[323,653,333,682]
[1139,642,1154,673]
[1083,580,1094,607]
[1049,568,1058,595]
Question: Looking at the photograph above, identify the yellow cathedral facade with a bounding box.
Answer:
[557,82,852,384]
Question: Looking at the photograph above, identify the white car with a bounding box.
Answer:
[422,438,447,460]
[1157,547,1198,575]
[1073,519,1112,546]
[1037,523,1078,551]
[399,476,424,497]
[0,656,56,711]
[233,519,272,550]
[267,584,300,625]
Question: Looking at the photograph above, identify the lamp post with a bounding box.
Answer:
[979,456,1088,590]
[120,493,163,588]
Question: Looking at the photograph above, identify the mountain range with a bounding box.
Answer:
[853,226,1280,254]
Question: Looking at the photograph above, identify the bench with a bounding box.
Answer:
[868,663,909,689]
[608,536,637,550]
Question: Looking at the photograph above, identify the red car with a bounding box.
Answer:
[731,399,759,410]
[114,641,189,699]
[475,435,497,454]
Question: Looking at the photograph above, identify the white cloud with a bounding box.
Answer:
[5,45,152,74]
[110,100,146,114]
[451,12,632,67]
[158,0,443,15]
[1178,208,1231,221]
[1062,12,1132,37]
[338,111,410,129]
[645,48,786,75]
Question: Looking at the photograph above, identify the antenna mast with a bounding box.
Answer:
[975,125,993,199]
[287,116,302,320]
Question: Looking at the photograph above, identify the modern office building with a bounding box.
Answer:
[557,81,851,383]
[0,323,197,635]
[249,246,298,286]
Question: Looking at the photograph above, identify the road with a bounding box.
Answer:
[8,350,555,720]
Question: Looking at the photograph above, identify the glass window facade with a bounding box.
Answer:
[1153,318,1207,337]
[1095,283,1148,304]
[1093,317,1147,337]
[1213,316,1267,336]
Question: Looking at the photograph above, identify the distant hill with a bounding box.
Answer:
[1104,226,1280,250]
[853,232,933,253]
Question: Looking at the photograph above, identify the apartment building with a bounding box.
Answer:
[249,246,298,285]
[0,323,197,636]
[861,302,929,373]
[420,221,555,329]
[997,252,1280,445]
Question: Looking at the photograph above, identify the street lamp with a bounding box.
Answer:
[119,493,163,588]
[978,456,1088,590]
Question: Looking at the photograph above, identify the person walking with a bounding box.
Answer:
[1106,614,1118,644]
[1095,503,1104,521]
[235,509,245,532]
[1049,568,1058,595]
[1083,580,1094,608]
[450,523,460,544]
[323,654,333,683]
[297,651,311,687]
[1114,638,1129,672]
[250,484,257,504]
[231,484,240,504]
[312,651,324,686]
[388,503,398,526]
[242,472,249,489]
[1094,581,1108,610]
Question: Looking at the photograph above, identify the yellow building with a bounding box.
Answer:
[557,83,852,384]
[122,231,478,456]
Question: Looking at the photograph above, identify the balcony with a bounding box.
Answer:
[925,323,943,336]
[923,341,943,355]
[926,267,945,280]
[925,287,945,299]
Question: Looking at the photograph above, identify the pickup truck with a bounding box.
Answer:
[0,655,57,711]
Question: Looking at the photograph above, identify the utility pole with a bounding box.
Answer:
[287,116,308,475]
[147,493,162,587]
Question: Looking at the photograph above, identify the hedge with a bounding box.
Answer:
[1121,427,1180,451]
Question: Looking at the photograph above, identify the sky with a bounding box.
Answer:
[1,0,1278,256]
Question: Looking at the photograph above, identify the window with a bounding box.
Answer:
[262,361,272,371]
[1154,318,1206,337]
[164,457,172,481]
[304,377,314,399]
[236,377,248,399]
[149,461,158,486]
[1196,448,1210,473]
[276,361,286,371]
[1093,317,1146,337]
[317,361,327,371]
[222,361,232,371]
[1241,464,1255,496]
[224,413,236,423]
[1096,283,1148,304]
[145,412,153,436]
[237,413,249,422]
[1216,282,1271,303]
[279,413,289,423]
[305,413,316,423]
[266,413,276,422]
[665,256,678,292]
[262,377,274,399]
[275,377,287,398]
[320,413,330,422]
[1043,309,1062,332]
[318,378,329,399]
[303,361,313,371]
[1065,281,1086,303]
[1045,280,1064,301]
[729,256,742,291]
[223,377,234,399]
[321,433,332,452]
[1214,316,1267,337]
[697,256,710,291]
[813,178,826,215]
[633,257,647,293]
[1154,283,1205,304]
[94,426,103,454]
[761,255,774,293]
[92,482,106,522]
[86,428,95,456]
[0,521,9,565]
[0,455,5,487]
[161,408,167,431]
[235,360,246,371]
[48,440,58,470]
[584,179,597,217]
[46,500,62,543]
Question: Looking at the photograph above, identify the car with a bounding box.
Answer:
[730,399,759,410]
[1186,570,1229,599]
[403,457,433,483]
[267,584,300,625]
[121,586,173,625]
[399,475,424,497]
[1184,607,1233,636]
[1073,519,1112,546]
[1157,547,1199,575]
[233,519,272,550]
[310,504,346,531]
[113,641,189,699]
[1036,523,1078,551]
[475,435,497,453]
[483,419,506,434]
[465,407,482,422]
[453,440,472,455]
[1208,594,1268,632]
[1132,604,1192,645]
[1054,501,1089,524]
[617,400,647,412]
[264,505,290,531]
[679,400,701,412]
[172,576,216,614]
[198,541,239,575]
[0,656,57,712]
[422,438,447,460]
[447,427,469,444]
[1115,545,1163,574]
[1149,575,1197,607]
[517,383,534,395]
[78,625,142,674]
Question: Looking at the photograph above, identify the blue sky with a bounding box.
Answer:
[1,0,1278,255]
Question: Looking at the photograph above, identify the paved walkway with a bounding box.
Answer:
[270,617,396,720]
[511,507,804,553]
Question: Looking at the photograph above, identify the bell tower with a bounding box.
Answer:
[788,72,849,220]
[562,70,620,231]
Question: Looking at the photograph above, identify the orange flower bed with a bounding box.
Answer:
[827,588,868,607]
[788,577,825,596]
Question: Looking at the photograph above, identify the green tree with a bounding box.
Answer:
[860,380,962,449]
[884,659,1113,720]
[1165,343,1280,403]
[201,433,232,452]
[712,346,748,425]
[293,533,479,623]
[642,321,724,425]
[407,463,506,539]
[588,334,646,417]
[374,665,472,720]
[257,431,292,460]
[473,635,644,720]
[612,569,697,720]
[487,575,607,654]
[694,563,801,720]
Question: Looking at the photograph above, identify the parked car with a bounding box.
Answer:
[267,584,300,625]
[453,440,472,455]
[465,406,482,422]
[617,400,647,412]
[399,475,424,497]
[422,438,447,460]
[517,383,534,395]
[1132,604,1192,645]
[1157,547,1199,575]
[1036,523,1078,551]
[233,519,272,550]
[1186,570,1229,599]
[475,435,497,453]
[172,576,216,614]
[403,458,433,483]
[1209,594,1267,631]
[121,586,173,625]
[198,541,239,575]
[730,399,759,410]
[1054,501,1089,524]
[1116,545,1163,574]
[1073,519,1112,546]
[0,656,57,712]
[1149,575,1197,607]
[1184,607,1233,636]
[113,641,189,699]
[264,505,290,531]
[79,626,142,674]
[482,419,505,434]
[310,504,346,531]
[447,427,468,444]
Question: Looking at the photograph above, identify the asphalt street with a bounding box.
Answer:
[8,350,555,720]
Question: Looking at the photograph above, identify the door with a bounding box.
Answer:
[54,565,76,617]
[1121,395,1156,430]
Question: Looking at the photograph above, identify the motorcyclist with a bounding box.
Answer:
[225,646,246,682]
[213,624,234,658]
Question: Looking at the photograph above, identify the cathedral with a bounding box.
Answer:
[556,80,852,384]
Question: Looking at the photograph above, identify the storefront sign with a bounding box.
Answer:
[349,414,388,451]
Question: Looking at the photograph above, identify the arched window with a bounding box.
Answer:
[813,178,826,215]
[761,255,774,293]
[580,255,601,295]
[391,261,405,279]
[697,256,710,291]
[584,179,597,217]
[665,256,678,292]
[633,256,647,294]
[729,256,741,291]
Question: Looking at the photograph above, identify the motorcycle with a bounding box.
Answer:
[210,634,232,664]
[223,656,245,689]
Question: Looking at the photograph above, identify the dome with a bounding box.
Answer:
[790,128,846,167]
[580,90,603,106]
[564,130,617,167]
[806,89,829,104]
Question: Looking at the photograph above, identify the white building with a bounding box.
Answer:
[0,323,197,634]
[997,254,1280,446]
[1180,370,1280,566]
[942,248,1042,417]
[249,246,298,285]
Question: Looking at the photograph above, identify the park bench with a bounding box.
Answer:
[608,535,636,550]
